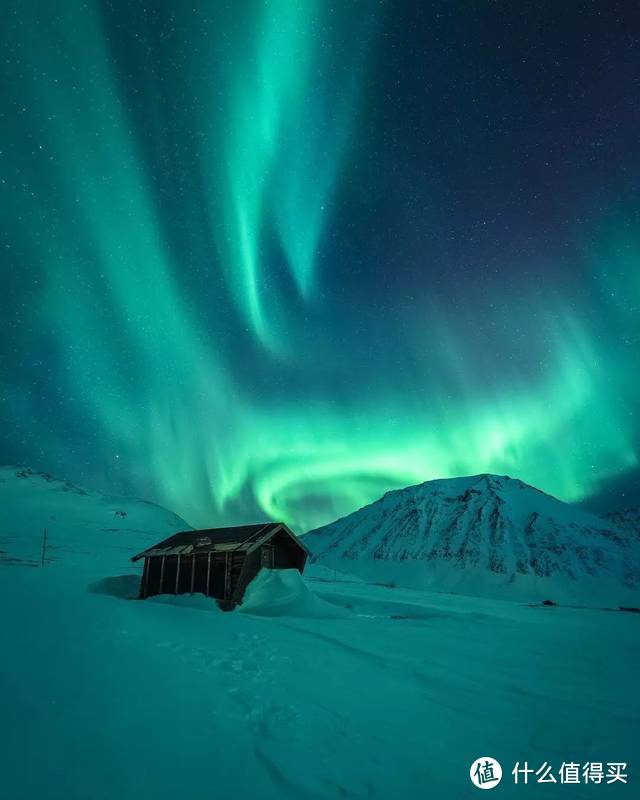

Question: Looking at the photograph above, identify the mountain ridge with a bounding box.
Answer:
[303,473,639,604]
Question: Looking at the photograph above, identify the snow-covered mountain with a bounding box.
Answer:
[0,465,190,571]
[602,507,640,538]
[303,474,640,604]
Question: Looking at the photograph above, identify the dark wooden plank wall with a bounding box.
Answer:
[140,552,247,600]
[139,533,306,606]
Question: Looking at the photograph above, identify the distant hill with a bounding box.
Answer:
[303,474,640,605]
[0,466,190,571]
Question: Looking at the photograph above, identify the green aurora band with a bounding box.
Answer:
[1,1,638,531]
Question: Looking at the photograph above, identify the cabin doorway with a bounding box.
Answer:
[261,544,274,569]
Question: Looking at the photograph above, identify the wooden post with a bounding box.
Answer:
[175,554,181,594]
[224,552,231,601]
[41,528,47,567]
[142,558,150,599]
[159,555,166,594]
[206,552,212,596]
[190,555,196,593]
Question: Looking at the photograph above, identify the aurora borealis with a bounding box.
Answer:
[1,1,639,531]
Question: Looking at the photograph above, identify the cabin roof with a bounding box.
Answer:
[131,522,309,562]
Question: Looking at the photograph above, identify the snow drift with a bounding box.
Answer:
[304,474,640,605]
[239,568,351,618]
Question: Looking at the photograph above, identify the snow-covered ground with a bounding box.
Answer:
[1,468,639,799]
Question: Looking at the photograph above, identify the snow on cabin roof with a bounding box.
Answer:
[131,522,309,561]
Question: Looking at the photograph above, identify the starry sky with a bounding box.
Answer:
[1,0,639,531]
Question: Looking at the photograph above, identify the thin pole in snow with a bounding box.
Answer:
[41,528,48,567]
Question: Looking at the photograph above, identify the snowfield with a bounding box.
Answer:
[0,468,639,799]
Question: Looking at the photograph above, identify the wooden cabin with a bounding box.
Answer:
[131,522,309,610]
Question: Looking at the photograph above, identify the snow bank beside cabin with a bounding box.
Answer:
[239,568,351,618]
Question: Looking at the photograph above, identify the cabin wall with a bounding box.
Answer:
[208,554,225,599]
[163,556,179,594]
[140,558,149,598]
[141,552,231,599]
[145,556,162,597]
[230,548,259,605]
[192,554,210,595]
[272,531,307,572]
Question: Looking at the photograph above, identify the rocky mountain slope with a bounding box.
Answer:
[303,474,640,604]
[602,507,640,538]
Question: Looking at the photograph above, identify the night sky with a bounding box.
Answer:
[1,1,639,531]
